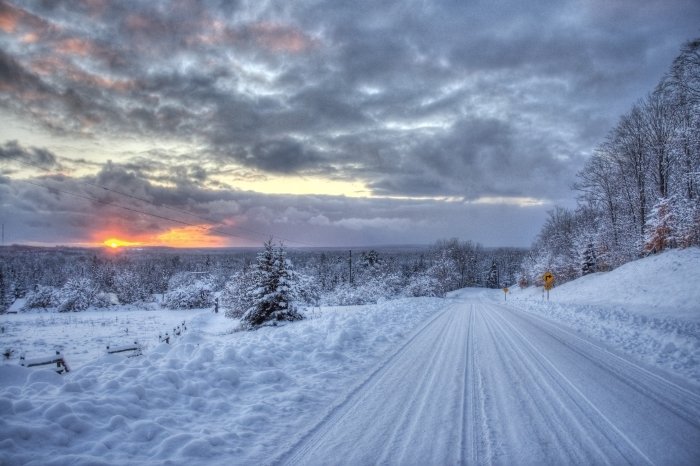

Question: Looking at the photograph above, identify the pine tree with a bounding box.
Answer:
[581,242,596,275]
[221,270,256,318]
[0,269,7,313]
[57,277,99,312]
[486,261,499,288]
[242,240,303,328]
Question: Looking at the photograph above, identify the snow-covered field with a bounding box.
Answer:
[0,298,447,465]
[0,305,205,370]
[509,247,700,383]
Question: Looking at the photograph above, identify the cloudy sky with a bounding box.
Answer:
[0,0,698,248]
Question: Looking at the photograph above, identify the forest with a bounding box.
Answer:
[520,39,700,286]
[0,241,526,314]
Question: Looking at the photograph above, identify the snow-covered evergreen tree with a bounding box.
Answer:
[23,285,58,309]
[221,271,256,318]
[0,269,7,313]
[57,277,102,312]
[581,242,597,276]
[241,240,303,328]
[114,270,150,304]
[674,196,700,248]
[486,261,499,288]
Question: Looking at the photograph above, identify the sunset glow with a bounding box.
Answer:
[103,238,142,249]
[97,225,230,249]
[154,225,230,248]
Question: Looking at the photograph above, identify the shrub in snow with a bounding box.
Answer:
[92,292,113,308]
[22,286,58,310]
[56,278,103,312]
[644,197,677,254]
[114,270,150,304]
[403,272,442,298]
[426,251,461,297]
[240,240,303,329]
[294,272,321,307]
[221,271,255,318]
[163,275,215,309]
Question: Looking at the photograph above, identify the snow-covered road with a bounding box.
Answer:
[276,290,700,465]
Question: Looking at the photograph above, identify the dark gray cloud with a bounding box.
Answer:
[1,0,698,246]
[0,140,59,169]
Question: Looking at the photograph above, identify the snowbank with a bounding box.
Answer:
[0,297,446,465]
[509,247,700,383]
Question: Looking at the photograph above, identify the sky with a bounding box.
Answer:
[0,0,699,248]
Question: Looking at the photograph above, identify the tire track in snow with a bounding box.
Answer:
[272,303,459,465]
[483,304,635,464]
[273,292,700,465]
[479,303,606,464]
[501,304,700,419]
[487,304,656,465]
[375,309,462,465]
[460,304,483,465]
[492,302,700,464]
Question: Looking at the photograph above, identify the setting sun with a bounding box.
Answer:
[103,238,142,249]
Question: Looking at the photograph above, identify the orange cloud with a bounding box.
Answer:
[0,2,53,36]
[0,2,22,33]
[31,57,133,91]
[55,37,94,56]
[94,224,231,249]
[187,20,316,54]
[250,21,315,53]
[21,32,39,43]
[155,225,230,248]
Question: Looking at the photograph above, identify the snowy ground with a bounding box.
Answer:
[0,305,205,370]
[508,247,700,383]
[0,248,698,465]
[0,298,447,465]
[277,290,700,465]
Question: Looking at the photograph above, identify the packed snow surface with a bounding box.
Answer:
[278,290,700,465]
[0,248,698,465]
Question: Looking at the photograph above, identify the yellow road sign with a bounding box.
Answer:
[502,287,509,293]
[543,272,555,290]
[543,272,554,282]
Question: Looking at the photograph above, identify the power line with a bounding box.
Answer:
[8,156,316,247]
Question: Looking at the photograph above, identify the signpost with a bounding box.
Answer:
[502,287,509,301]
[543,271,555,300]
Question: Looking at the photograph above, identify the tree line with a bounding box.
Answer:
[0,240,526,317]
[521,39,700,286]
